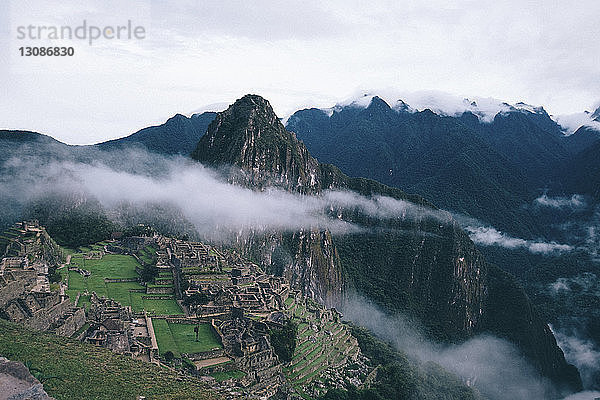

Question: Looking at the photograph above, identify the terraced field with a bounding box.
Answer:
[138,245,157,264]
[152,319,222,357]
[65,248,182,315]
[283,296,360,395]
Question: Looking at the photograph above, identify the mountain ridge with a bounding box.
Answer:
[98,112,216,155]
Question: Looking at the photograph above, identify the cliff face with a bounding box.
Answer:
[234,229,344,306]
[191,94,581,392]
[332,207,488,340]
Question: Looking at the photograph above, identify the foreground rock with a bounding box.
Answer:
[0,356,53,400]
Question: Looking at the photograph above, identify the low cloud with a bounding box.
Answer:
[321,89,551,123]
[552,326,600,391]
[555,112,600,134]
[535,194,586,209]
[465,225,573,255]
[0,149,449,241]
[1,148,583,257]
[341,295,553,400]
[562,391,600,400]
[323,190,450,223]
[548,273,600,297]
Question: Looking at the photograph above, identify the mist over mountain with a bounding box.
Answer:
[286,95,599,235]
[286,97,538,237]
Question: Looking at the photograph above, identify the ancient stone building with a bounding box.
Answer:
[0,222,85,337]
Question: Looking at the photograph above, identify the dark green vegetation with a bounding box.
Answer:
[287,97,600,390]
[335,228,471,341]
[0,318,215,400]
[287,99,536,237]
[2,94,596,393]
[269,320,298,363]
[98,112,216,155]
[564,138,600,199]
[24,196,115,248]
[0,123,209,239]
[477,265,582,390]
[183,291,210,307]
[138,245,160,282]
[335,228,582,391]
[480,244,600,357]
[319,326,480,400]
[191,95,428,206]
[152,320,222,357]
[286,98,600,236]
[21,194,199,249]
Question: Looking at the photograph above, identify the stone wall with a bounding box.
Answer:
[184,349,226,361]
[146,286,173,295]
[0,278,29,309]
[54,308,86,337]
[141,295,172,300]
[25,298,70,331]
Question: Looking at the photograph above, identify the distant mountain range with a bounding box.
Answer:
[286,96,600,237]
[97,112,216,155]
[3,95,599,245]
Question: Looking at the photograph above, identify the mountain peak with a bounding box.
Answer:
[394,99,413,113]
[191,94,322,193]
[366,96,392,111]
[234,93,272,107]
[224,94,277,118]
[591,105,600,121]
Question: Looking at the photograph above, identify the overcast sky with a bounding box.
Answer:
[1,0,599,144]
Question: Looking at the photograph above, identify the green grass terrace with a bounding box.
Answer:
[65,250,182,315]
[152,320,222,358]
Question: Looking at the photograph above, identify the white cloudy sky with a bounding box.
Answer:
[1,0,599,144]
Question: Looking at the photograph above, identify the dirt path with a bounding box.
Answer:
[194,356,231,369]
[57,254,72,270]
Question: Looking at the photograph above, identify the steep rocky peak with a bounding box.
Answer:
[394,99,413,113]
[191,94,322,193]
[366,96,391,111]
[591,105,600,121]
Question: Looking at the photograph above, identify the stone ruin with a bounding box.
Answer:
[84,293,154,361]
[0,224,372,399]
[142,234,370,398]
[0,222,85,337]
[216,310,285,398]
[0,356,54,400]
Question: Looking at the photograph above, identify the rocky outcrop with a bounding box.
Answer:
[192,95,321,194]
[0,357,54,400]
